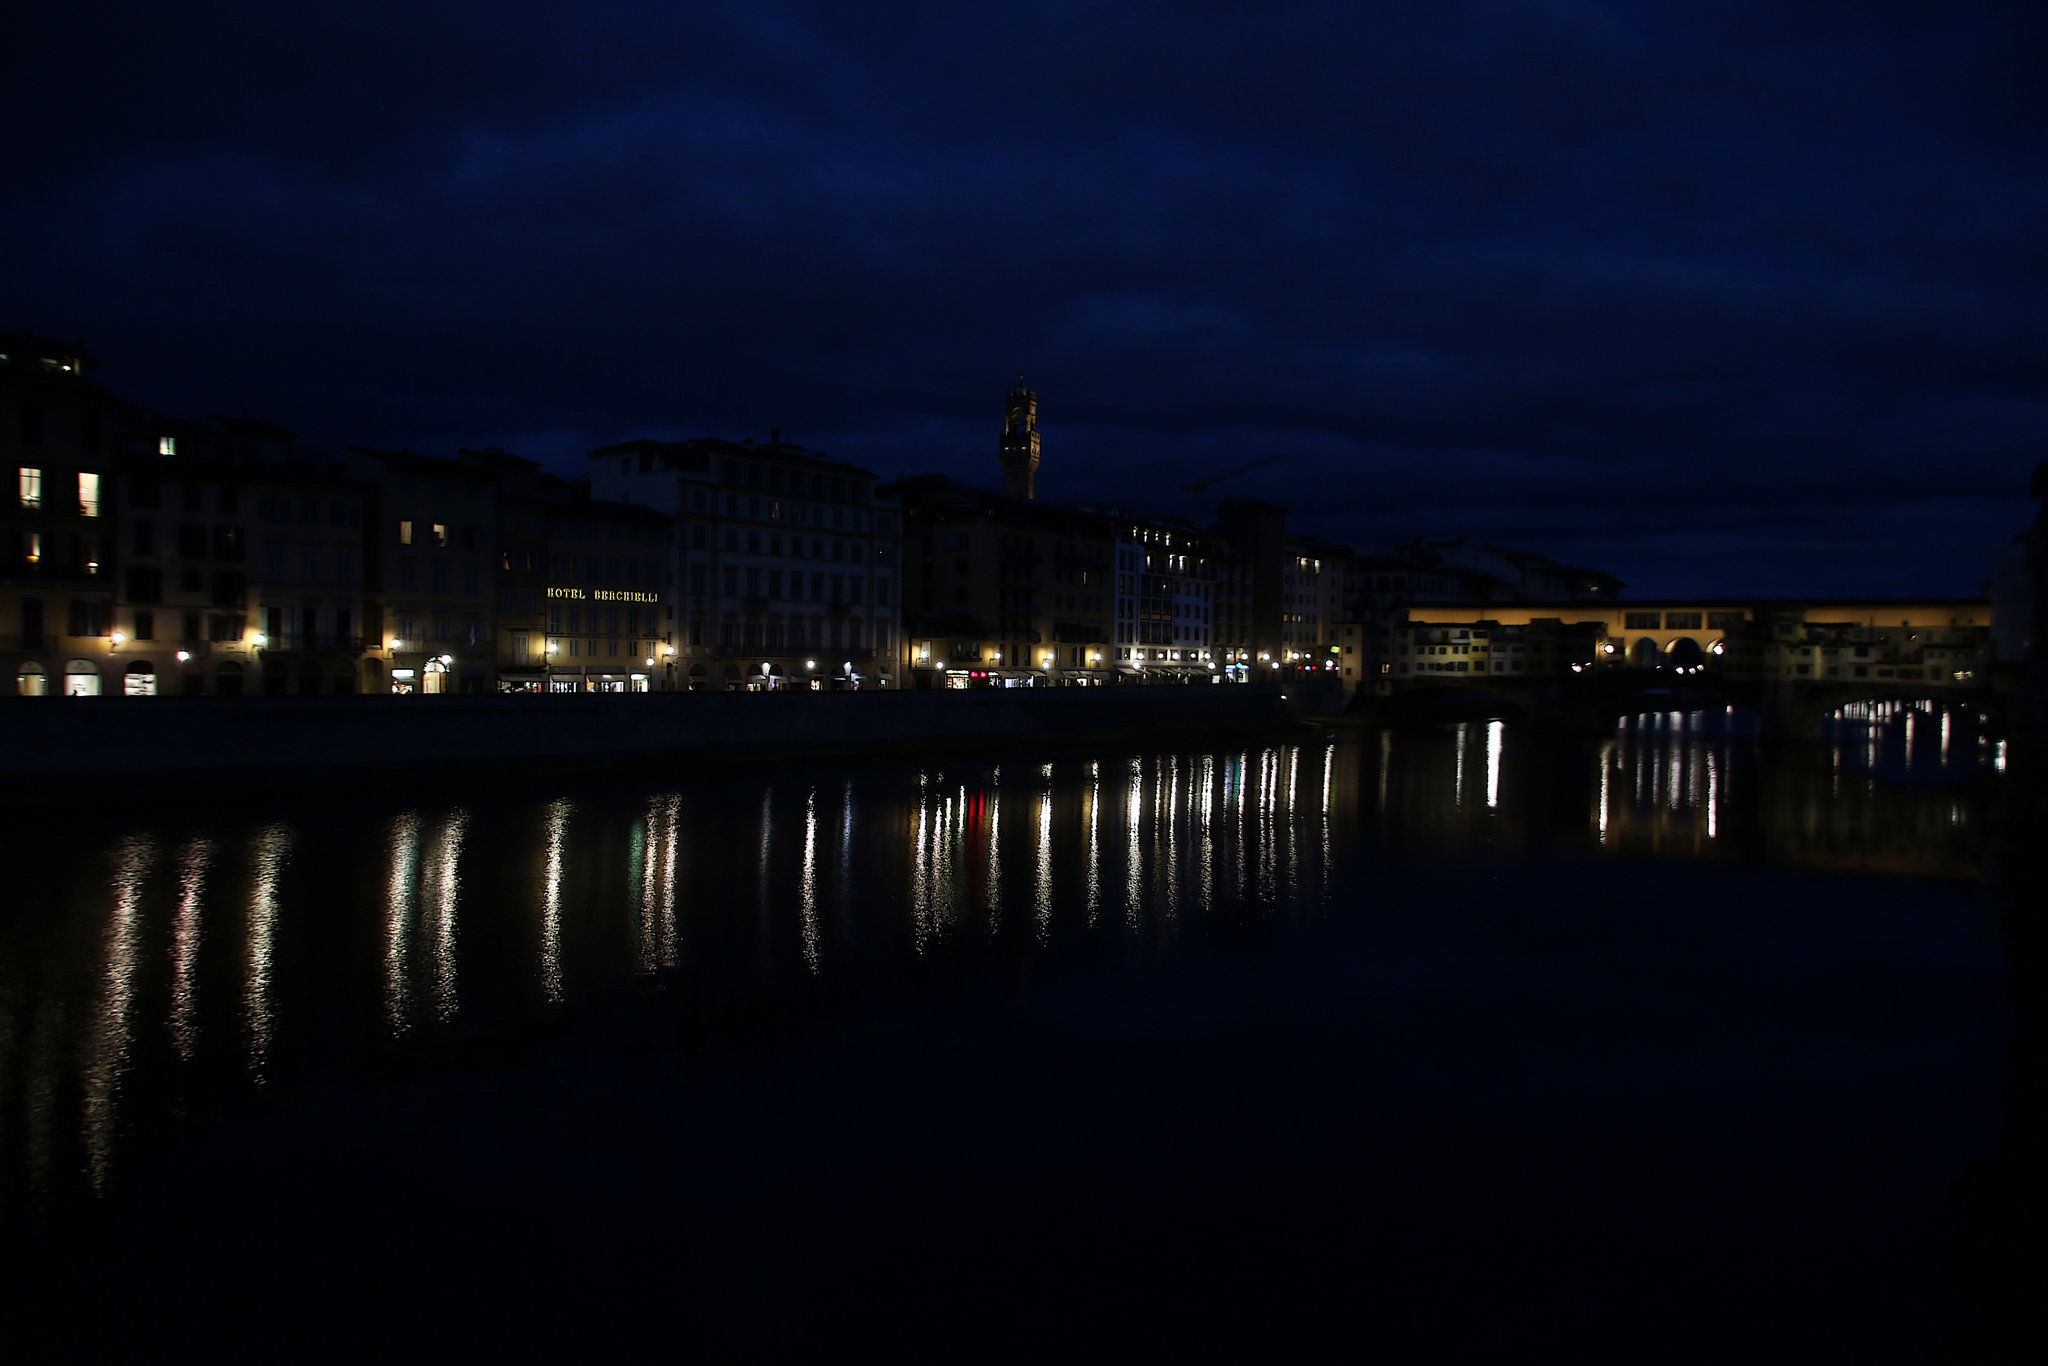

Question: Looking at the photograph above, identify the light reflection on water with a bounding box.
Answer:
[244,824,292,1080]
[169,839,211,1062]
[0,718,2002,1211]
[81,836,153,1193]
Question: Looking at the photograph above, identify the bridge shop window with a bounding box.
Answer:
[1663,612,1703,630]
[1624,612,1661,630]
[1707,612,1745,631]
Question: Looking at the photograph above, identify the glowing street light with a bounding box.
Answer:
[175,650,191,663]
[252,632,268,647]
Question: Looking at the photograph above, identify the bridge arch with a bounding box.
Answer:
[1628,637,1662,669]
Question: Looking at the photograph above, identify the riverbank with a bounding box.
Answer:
[0,681,1347,804]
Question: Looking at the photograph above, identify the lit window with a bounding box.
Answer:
[19,467,41,509]
[78,472,100,517]
[24,531,40,564]
[431,523,447,548]
[398,519,413,545]
[159,436,176,456]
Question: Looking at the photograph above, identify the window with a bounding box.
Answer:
[431,523,447,548]
[132,610,155,641]
[18,467,40,509]
[1624,612,1661,630]
[78,472,101,517]
[335,548,355,581]
[68,599,109,637]
[19,402,43,447]
[23,530,40,565]
[399,519,414,546]
[1664,612,1703,631]
[211,527,243,561]
[159,436,177,456]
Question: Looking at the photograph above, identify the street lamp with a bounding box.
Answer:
[252,632,268,647]
[110,631,127,646]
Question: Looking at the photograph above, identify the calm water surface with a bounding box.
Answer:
[0,706,2012,1356]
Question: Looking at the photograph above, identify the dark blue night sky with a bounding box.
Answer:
[4,2,2043,597]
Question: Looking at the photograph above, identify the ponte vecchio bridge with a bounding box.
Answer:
[1373,596,1999,730]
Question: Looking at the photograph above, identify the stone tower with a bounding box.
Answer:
[1000,380,1040,501]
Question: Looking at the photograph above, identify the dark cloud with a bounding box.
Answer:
[4,0,2042,596]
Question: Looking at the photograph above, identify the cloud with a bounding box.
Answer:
[1,0,2040,596]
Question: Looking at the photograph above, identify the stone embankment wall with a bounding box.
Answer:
[2,682,1342,796]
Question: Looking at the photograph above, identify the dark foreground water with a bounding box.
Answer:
[0,707,2017,1358]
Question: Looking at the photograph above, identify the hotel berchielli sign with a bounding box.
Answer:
[546,587,661,603]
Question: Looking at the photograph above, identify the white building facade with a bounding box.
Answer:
[587,434,901,690]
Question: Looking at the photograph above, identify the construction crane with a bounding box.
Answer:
[1180,454,1283,496]
[1181,454,1283,521]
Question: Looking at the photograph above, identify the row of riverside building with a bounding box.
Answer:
[3,331,2002,699]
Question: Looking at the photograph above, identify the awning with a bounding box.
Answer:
[498,671,546,682]
[1115,665,1142,675]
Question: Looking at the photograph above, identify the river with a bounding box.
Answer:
[0,706,2013,1358]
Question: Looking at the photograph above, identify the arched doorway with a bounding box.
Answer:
[423,659,447,695]
[1666,637,1704,672]
[687,663,708,692]
[1628,637,1663,669]
[216,661,245,697]
[16,661,47,696]
[63,659,101,696]
[722,662,743,691]
[124,660,157,696]
[363,658,384,694]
